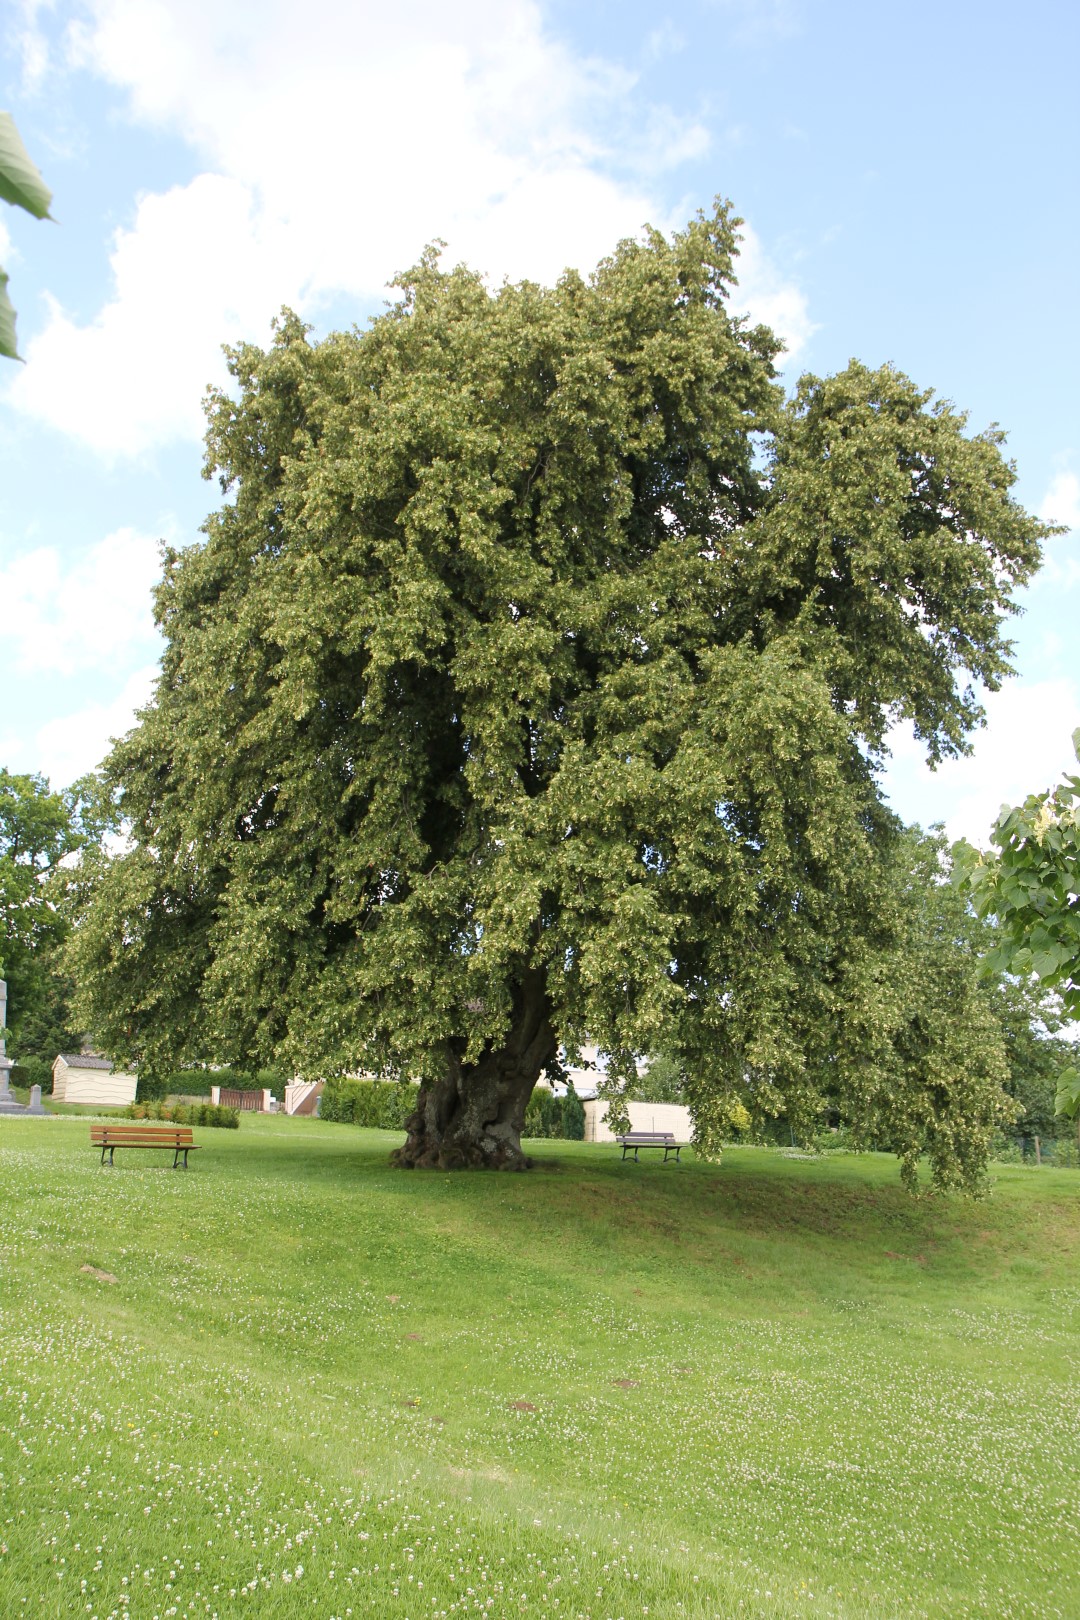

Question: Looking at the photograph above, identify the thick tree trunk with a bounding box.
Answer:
[391,969,555,1170]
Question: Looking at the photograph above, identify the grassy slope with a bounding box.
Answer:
[1,1117,1077,1620]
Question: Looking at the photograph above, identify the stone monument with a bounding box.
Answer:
[0,979,46,1115]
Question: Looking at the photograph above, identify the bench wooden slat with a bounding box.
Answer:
[91,1125,194,1143]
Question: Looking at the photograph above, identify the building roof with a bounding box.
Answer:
[56,1053,114,1071]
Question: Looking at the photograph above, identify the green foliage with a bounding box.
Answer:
[319,1077,417,1129]
[988,974,1077,1140]
[954,731,1080,1119]
[634,1049,686,1103]
[523,1085,585,1139]
[0,112,52,361]
[0,769,117,1058]
[127,1100,240,1128]
[67,202,1048,1187]
[686,828,1019,1189]
[10,1054,50,1092]
[562,1085,585,1141]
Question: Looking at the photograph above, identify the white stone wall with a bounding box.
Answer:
[52,1063,137,1106]
[583,1098,693,1144]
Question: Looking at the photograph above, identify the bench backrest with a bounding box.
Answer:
[90,1124,194,1145]
[619,1131,676,1144]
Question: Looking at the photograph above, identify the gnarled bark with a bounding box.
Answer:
[391,969,555,1170]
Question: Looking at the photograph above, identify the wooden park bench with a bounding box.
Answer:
[90,1123,200,1170]
[617,1130,685,1163]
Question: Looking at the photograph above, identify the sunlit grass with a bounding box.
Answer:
[1,1115,1077,1618]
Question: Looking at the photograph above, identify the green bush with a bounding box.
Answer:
[523,1086,585,1140]
[10,1055,51,1093]
[127,1101,239,1128]
[318,1078,585,1138]
[320,1078,416,1129]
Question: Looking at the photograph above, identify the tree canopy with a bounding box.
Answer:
[0,769,114,1057]
[68,202,1049,1178]
[954,731,1080,1119]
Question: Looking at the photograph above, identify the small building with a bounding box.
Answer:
[582,1097,693,1144]
[51,1053,138,1107]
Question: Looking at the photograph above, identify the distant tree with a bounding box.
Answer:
[67,203,1049,1181]
[988,975,1075,1140]
[634,1050,686,1104]
[0,112,52,361]
[954,734,1080,1119]
[0,769,116,1058]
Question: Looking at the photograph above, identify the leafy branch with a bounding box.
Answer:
[0,112,53,361]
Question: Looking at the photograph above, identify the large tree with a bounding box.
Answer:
[69,204,1048,1176]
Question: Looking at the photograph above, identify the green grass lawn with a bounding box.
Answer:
[1,1116,1077,1620]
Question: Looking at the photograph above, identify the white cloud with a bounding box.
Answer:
[735,221,817,360]
[7,0,810,454]
[33,662,158,786]
[1029,468,1080,590]
[0,525,163,672]
[11,176,298,453]
[1040,470,1080,532]
[884,678,1080,847]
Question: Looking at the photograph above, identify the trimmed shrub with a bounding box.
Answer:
[320,1078,416,1130]
[127,1101,239,1128]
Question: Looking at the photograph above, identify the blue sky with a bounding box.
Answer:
[2,0,1077,845]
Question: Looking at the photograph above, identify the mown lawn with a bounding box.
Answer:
[1,1115,1078,1620]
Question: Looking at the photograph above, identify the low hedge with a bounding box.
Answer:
[320,1078,417,1129]
[127,1100,240,1129]
[319,1078,585,1139]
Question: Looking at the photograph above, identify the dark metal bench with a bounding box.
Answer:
[617,1130,685,1162]
[90,1124,200,1169]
